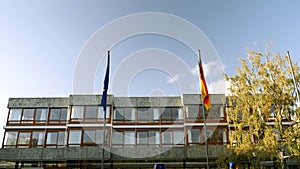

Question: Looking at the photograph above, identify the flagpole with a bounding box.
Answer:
[101,50,110,169]
[198,50,210,169]
[286,51,300,106]
[101,105,107,169]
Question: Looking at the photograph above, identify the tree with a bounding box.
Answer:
[225,49,300,169]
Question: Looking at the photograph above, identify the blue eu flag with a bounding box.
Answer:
[101,51,110,110]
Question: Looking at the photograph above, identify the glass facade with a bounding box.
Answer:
[2,95,228,148]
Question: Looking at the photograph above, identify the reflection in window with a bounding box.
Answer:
[68,130,82,146]
[4,132,18,146]
[113,108,135,122]
[137,131,148,145]
[186,105,199,120]
[124,131,135,146]
[162,131,172,145]
[83,130,106,145]
[85,106,97,120]
[98,106,110,119]
[188,129,200,144]
[17,132,31,146]
[21,109,35,123]
[208,104,224,119]
[174,130,184,145]
[206,128,226,144]
[149,131,160,146]
[112,131,123,145]
[72,106,84,120]
[35,108,48,122]
[46,131,65,147]
[9,109,22,122]
[49,108,67,123]
[32,132,45,147]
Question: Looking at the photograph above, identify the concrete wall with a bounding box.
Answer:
[0,146,228,161]
[7,98,69,108]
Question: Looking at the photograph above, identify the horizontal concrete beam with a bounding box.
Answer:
[0,146,228,161]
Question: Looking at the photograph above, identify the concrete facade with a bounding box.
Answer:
[1,94,228,168]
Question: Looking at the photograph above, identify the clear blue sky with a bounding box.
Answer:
[0,0,300,144]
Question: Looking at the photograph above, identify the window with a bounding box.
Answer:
[49,108,67,123]
[137,107,160,122]
[71,106,84,121]
[68,130,82,146]
[83,130,107,146]
[112,131,135,146]
[113,108,135,122]
[162,131,172,145]
[21,109,35,123]
[161,107,182,122]
[32,132,45,147]
[98,106,110,119]
[137,108,148,121]
[205,128,226,144]
[188,128,200,144]
[174,130,184,145]
[70,106,110,122]
[149,131,160,146]
[4,132,18,147]
[124,131,135,146]
[8,109,22,122]
[137,131,148,145]
[186,105,204,121]
[207,104,224,120]
[112,131,123,145]
[46,131,65,147]
[85,106,97,120]
[17,132,31,147]
[35,108,48,123]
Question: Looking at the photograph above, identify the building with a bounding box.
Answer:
[0,94,229,168]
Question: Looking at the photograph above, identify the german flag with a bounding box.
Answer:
[198,50,211,111]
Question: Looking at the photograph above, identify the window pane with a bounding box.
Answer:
[137,132,148,144]
[186,105,198,120]
[138,108,148,121]
[114,108,123,120]
[18,132,31,145]
[60,108,67,121]
[174,131,184,145]
[149,131,159,145]
[49,109,60,121]
[208,105,223,119]
[162,131,172,144]
[46,132,58,144]
[22,109,35,122]
[57,132,65,145]
[96,130,106,144]
[35,108,48,122]
[9,109,22,121]
[83,130,95,143]
[32,132,45,147]
[177,108,183,120]
[124,131,135,145]
[5,132,18,145]
[153,108,160,121]
[124,108,135,121]
[98,106,110,119]
[85,106,97,119]
[161,108,172,120]
[188,129,200,143]
[69,130,82,144]
[72,106,84,119]
[112,132,123,144]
